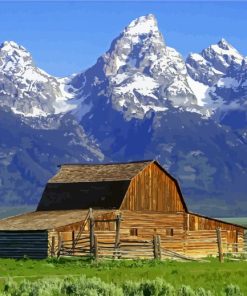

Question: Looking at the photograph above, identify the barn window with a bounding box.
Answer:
[166,228,174,236]
[130,228,138,236]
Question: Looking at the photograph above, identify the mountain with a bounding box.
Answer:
[0,41,77,117]
[70,14,198,122]
[186,38,244,87]
[0,107,104,205]
[0,14,247,216]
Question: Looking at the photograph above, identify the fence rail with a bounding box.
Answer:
[55,224,247,262]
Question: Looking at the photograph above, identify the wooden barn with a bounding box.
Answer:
[0,160,245,259]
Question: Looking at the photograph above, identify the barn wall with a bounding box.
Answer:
[120,163,185,212]
[187,213,245,246]
[0,231,48,259]
[119,211,185,253]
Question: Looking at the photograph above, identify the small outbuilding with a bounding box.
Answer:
[0,160,245,259]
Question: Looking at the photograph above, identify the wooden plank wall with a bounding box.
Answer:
[187,213,245,247]
[185,230,226,257]
[120,162,185,212]
[119,210,184,239]
[0,231,48,259]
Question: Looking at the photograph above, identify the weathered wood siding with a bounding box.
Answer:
[120,163,185,212]
[0,231,48,259]
[187,213,244,246]
[101,211,186,253]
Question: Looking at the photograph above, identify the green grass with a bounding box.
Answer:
[0,257,247,295]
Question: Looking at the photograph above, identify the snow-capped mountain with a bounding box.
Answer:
[186,38,247,119]
[0,41,76,117]
[186,39,244,87]
[70,14,197,121]
[0,14,247,216]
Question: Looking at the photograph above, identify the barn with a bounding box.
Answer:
[0,160,245,259]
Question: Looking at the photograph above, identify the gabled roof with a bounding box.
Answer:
[50,160,152,183]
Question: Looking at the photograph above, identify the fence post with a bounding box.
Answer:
[157,235,161,259]
[72,231,75,255]
[216,227,224,263]
[89,208,95,256]
[114,214,121,259]
[57,234,62,258]
[153,235,158,259]
[235,231,238,253]
[51,236,55,257]
[94,235,98,261]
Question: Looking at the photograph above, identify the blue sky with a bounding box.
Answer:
[1,1,247,77]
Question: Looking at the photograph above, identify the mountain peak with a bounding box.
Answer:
[0,40,26,52]
[124,14,159,36]
[217,38,234,50]
[0,40,32,66]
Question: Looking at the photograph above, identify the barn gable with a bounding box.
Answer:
[120,161,187,212]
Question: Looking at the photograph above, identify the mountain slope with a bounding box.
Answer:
[0,107,104,205]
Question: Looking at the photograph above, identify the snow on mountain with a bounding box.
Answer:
[207,59,247,129]
[0,41,76,118]
[186,39,244,87]
[202,39,243,73]
[70,14,197,121]
[186,39,246,117]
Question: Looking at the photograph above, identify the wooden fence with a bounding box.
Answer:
[55,228,247,262]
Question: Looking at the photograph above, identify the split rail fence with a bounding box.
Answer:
[53,229,247,262]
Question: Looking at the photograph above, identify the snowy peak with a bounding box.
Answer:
[186,39,245,87]
[0,40,77,119]
[0,41,33,72]
[201,39,244,73]
[217,38,233,50]
[186,38,247,118]
[76,14,197,121]
[124,14,161,40]
[0,40,29,54]
[103,14,166,76]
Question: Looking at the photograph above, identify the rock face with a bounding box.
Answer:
[186,39,244,86]
[0,41,78,117]
[0,14,247,216]
[70,14,197,121]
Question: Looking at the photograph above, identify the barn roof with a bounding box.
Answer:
[50,160,152,183]
[0,210,111,231]
[37,180,130,211]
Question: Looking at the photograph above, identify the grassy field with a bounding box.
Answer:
[0,257,247,295]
